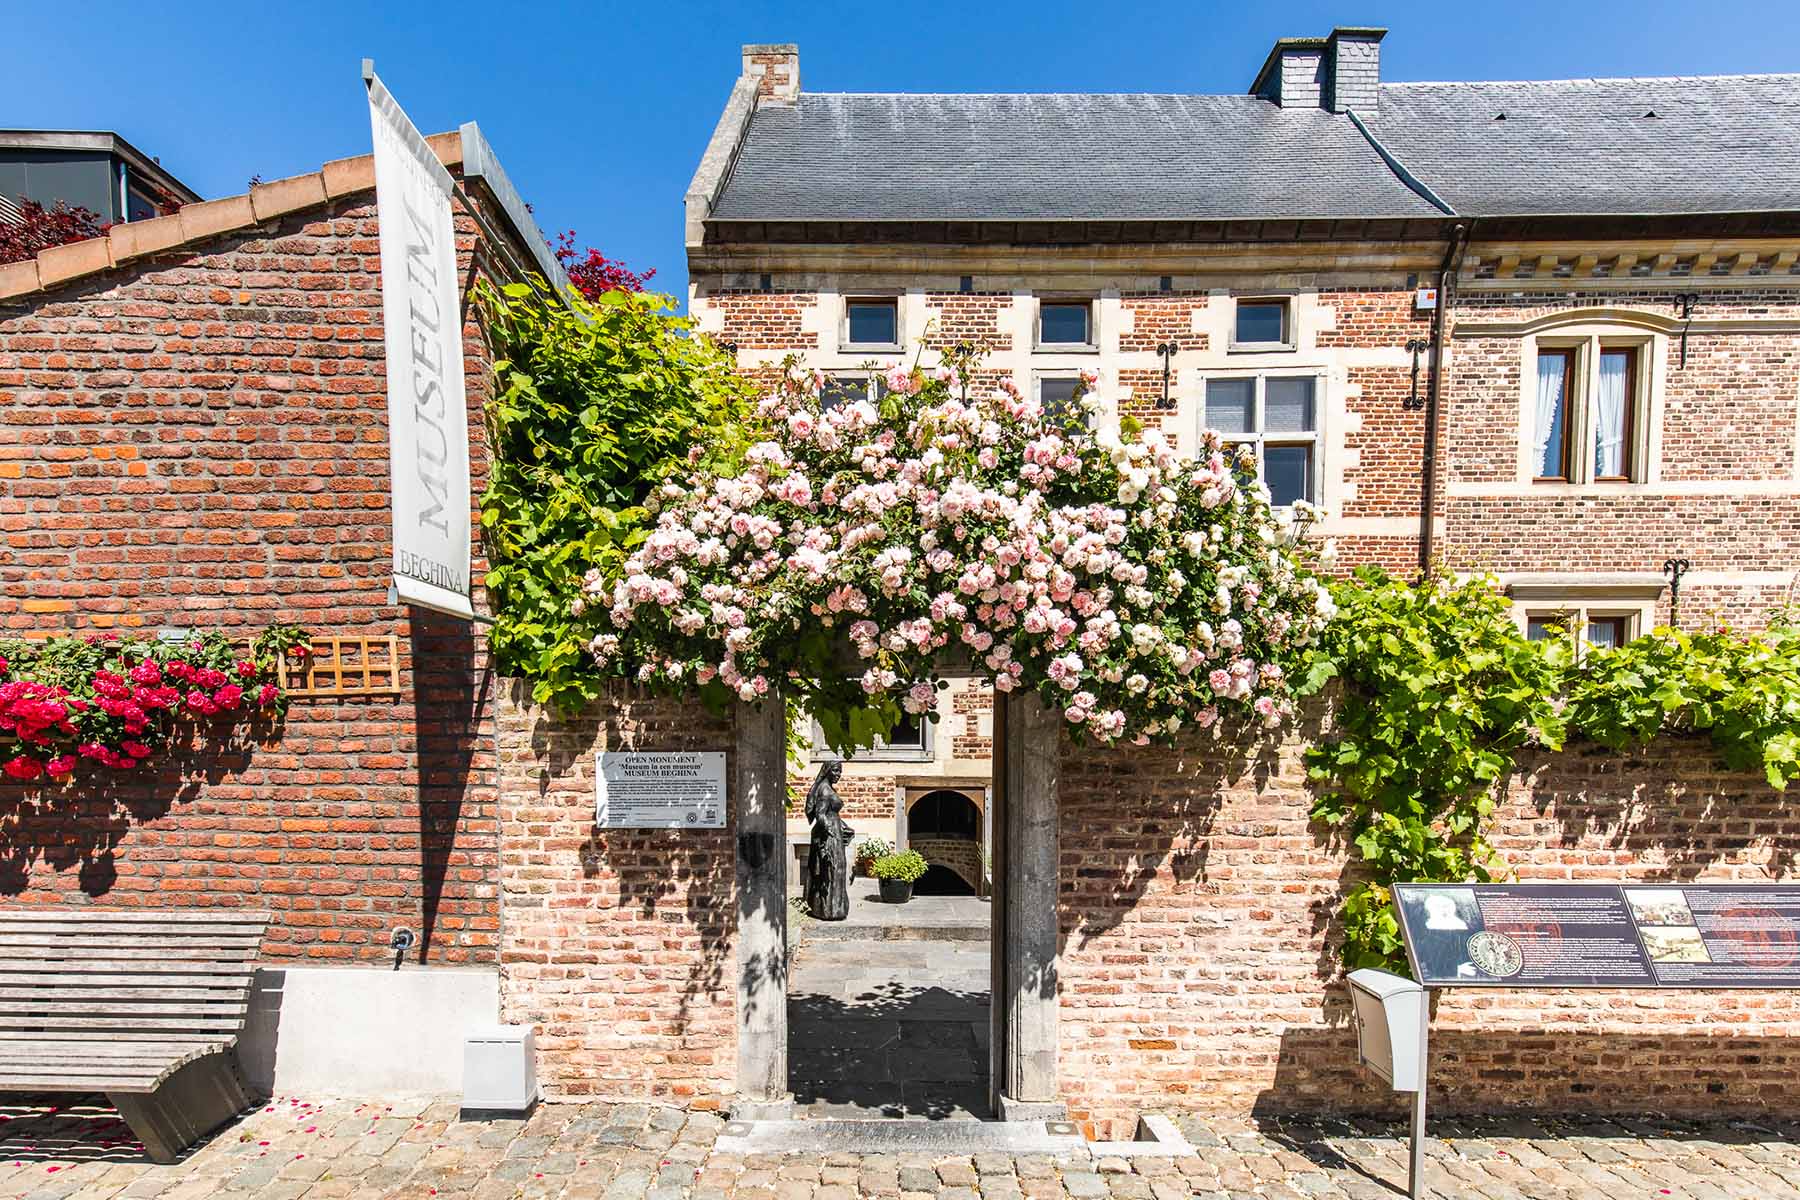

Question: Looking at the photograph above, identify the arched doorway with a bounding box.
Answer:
[905,788,984,896]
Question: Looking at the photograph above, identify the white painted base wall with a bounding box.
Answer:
[240,965,499,1097]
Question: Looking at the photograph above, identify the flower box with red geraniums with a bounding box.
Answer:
[0,625,308,784]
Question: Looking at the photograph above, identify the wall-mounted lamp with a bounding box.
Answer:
[389,926,416,971]
[1155,341,1179,410]
[1676,294,1699,368]
[1663,556,1692,628]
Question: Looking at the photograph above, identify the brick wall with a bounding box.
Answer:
[1059,721,1800,1138]
[1443,288,1800,616]
[0,181,510,963]
[494,685,736,1106]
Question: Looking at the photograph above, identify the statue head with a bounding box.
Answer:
[822,760,843,785]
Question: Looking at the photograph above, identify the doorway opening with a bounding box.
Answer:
[786,759,994,1119]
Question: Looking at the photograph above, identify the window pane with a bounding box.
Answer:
[847,300,897,345]
[1265,378,1315,432]
[1585,616,1628,650]
[1594,349,1632,478]
[1264,444,1312,506]
[1526,616,1566,642]
[883,713,925,750]
[1040,302,1091,345]
[1236,301,1287,344]
[1040,376,1081,414]
[1205,378,1254,434]
[820,376,865,411]
[1534,352,1569,478]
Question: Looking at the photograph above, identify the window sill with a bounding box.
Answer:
[840,343,903,354]
[1033,344,1100,354]
[1226,342,1297,354]
[812,750,934,765]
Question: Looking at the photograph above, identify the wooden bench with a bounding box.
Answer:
[0,909,270,1162]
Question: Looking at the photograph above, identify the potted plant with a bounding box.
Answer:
[871,850,927,903]
[852,836,892,878]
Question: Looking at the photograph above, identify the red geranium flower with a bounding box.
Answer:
[44,755,76,779]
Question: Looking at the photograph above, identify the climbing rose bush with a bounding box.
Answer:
[575,351,1333,749]
[0,627,307,784]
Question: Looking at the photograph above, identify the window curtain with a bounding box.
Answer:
[1533,354,1566,476]
[1594,354,1629,477]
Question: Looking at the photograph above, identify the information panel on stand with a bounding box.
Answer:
[1392,883,1800,988]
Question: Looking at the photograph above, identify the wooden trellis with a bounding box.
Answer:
[277,635,402,698]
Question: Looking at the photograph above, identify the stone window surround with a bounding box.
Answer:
[1191,363,1331,511]
[838,292,904,353]
[807,711,935,764]
[1514,322,1666,489]
[1503,572,1665,655]
[1032,295,1099,353]
[1230,295,1297,353]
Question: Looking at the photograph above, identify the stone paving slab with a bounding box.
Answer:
[0,1096,1797,1200]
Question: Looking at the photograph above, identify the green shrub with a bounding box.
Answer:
[870,850,928,883]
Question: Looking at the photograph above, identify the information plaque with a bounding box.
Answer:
[596,752,725,829]
[1392,883,1800,988]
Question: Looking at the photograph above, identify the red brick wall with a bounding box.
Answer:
[495,686,736,1106]
[1059,723,1800,1138]
[0,184,512,963]
[1443,288,1800,613]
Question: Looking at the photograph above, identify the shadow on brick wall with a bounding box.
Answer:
[411,608,493,962]
[0,717,281,897]
[1515,738,1799,880]
[1259,1018,1800,1119]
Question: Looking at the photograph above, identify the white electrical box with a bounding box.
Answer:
[463,1024,538,1113]
[1347,968,1427,1092]
[1414,286,1438,311]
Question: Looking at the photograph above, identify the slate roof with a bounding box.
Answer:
[1366,75,1800,217]
[708,74,1800,224]
[709,93,1445,222]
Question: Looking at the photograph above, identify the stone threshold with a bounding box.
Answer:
[713,1115,1195,1158]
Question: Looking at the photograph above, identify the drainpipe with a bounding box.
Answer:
[1418,221,1467,577]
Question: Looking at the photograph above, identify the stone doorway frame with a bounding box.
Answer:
[730,689,1061,1121]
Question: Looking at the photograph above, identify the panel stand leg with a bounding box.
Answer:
[1408,991,1431,1200]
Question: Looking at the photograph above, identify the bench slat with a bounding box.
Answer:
[0,972,255,989]
[0,999,248,1016]
[0,962,256,977]
[0,985,246,1001]
[0,935,265,950]
[0,947,258,962]
[0,911,271,926]
[0,1029,225,1042]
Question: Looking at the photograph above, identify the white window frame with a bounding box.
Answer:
[810,712,935,764]
[840,295,903,353]
[1034,297,1099,353]
[1521,330,1658,486]
[1034,370,1087,418]
[821,372,886,411]
[1230,296,1296,353]
[1197,369,1325,509]
[1520,603,1645,658]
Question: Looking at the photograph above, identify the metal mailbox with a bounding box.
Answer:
[1347,968,1427,1092]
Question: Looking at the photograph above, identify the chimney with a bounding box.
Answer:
[1250,26,1385,113]
[1326,27,1385,114]
[742,43,799,105]
[1251,38,1326,108]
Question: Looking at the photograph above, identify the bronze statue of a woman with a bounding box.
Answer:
[804,761,854,920]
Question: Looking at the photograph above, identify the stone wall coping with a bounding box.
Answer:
[0,131,464,305]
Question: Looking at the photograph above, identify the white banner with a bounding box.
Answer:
[365,62,473,620]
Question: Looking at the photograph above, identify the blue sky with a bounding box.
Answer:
[11,1,1799,301]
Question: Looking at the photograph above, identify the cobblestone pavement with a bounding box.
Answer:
[1,1096,1798,1200]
